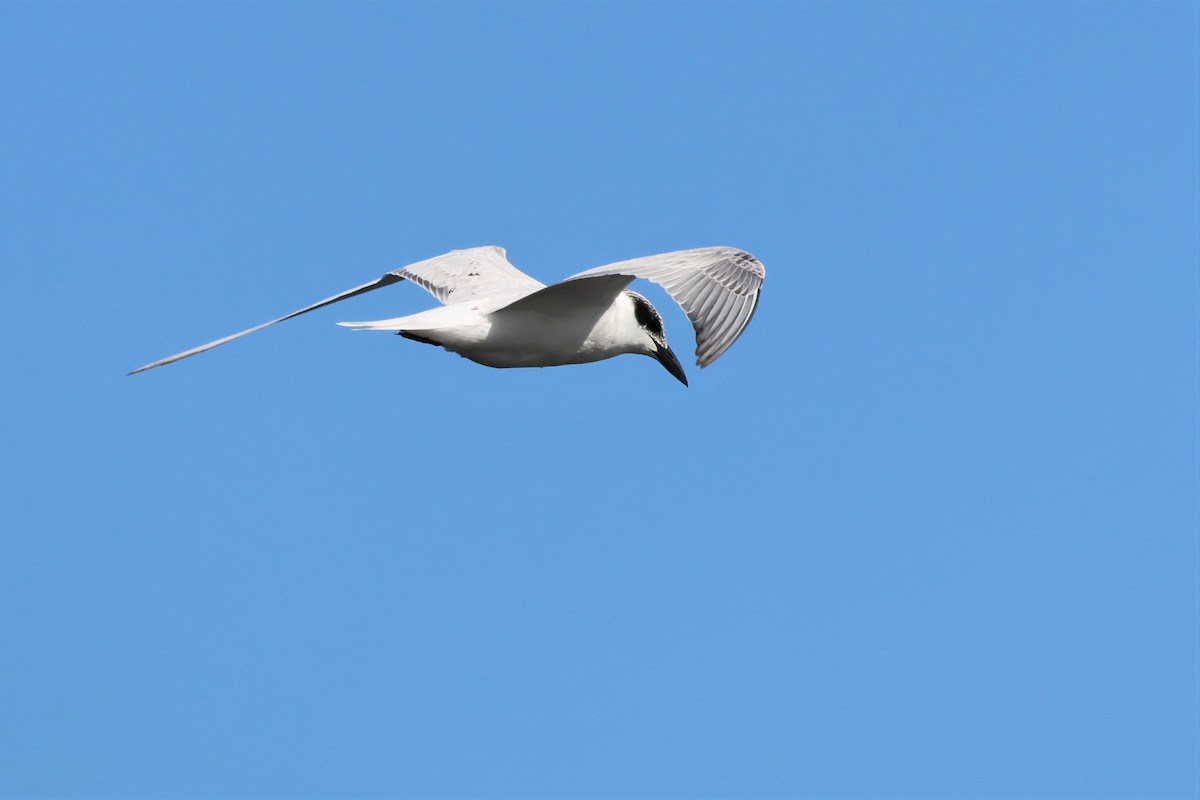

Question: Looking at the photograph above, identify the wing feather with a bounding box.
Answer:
[703,290,742,349]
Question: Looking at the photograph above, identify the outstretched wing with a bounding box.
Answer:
[128,246,541,375]
[559,246,765,367]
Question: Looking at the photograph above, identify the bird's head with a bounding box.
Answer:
[627,292,688,387]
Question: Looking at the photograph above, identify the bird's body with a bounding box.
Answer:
[130,246,764,386]
[343,285,651,368]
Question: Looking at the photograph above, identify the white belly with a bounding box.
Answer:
[419,303,635,369]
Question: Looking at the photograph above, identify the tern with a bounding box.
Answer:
[129,245,765,385]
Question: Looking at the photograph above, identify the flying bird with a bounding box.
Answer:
[129,246,765,386]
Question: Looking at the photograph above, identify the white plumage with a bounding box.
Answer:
[129,245,765,386]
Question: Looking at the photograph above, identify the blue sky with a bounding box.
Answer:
[2,1,1197,797]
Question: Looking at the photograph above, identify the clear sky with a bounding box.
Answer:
[2,1,1197,797]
